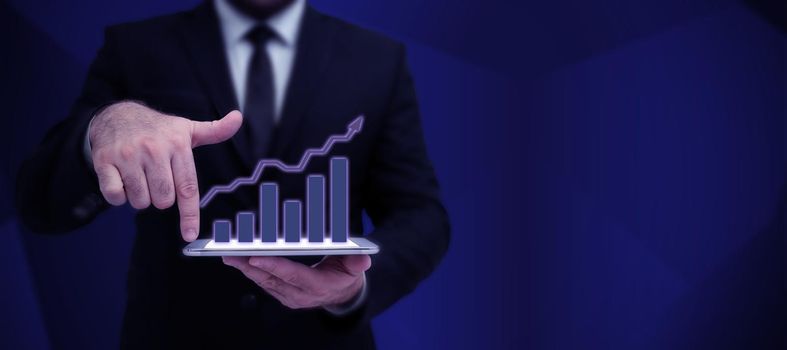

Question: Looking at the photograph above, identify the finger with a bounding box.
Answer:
[340,255,372,276]
[222,256,249,267]
[118,165,150,209]
[143,156,175,210]
[248,257,322,289]
[190,110,243,147]
[172,151,200,241]
[224,257,280,286]
[223,257,307,306]
[94,163,126,205]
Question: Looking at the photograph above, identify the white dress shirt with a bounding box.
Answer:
[214,0,304,120]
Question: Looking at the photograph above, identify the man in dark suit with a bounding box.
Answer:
[15,0,449,348]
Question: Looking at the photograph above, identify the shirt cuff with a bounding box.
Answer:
[323,273,368,316]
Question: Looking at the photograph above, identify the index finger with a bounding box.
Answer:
[172,151,200,241]
[249,257,323,289]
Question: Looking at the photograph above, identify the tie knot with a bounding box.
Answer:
[245,25,275,45]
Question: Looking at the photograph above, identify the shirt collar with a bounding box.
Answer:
[214,0,305,47]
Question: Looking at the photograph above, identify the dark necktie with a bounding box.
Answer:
[242,25,276,159]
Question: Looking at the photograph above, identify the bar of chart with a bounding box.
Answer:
[203,116,363,248]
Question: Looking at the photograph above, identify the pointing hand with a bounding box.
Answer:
[89,101,243,241]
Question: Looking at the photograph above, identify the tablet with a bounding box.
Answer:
[182,237,379,257]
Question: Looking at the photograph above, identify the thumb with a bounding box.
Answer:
[341,255,372,275]
[190,110,243,147]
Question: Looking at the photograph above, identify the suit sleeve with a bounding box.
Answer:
[15,28,125,233]
[355,46,451,321]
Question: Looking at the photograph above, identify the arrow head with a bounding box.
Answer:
[348,115,364,133]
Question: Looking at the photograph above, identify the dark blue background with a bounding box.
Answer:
[1,0,784,349]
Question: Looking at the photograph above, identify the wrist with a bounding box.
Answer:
[90,101,140,142]
[324,273,368,316]
[83,102,119,165]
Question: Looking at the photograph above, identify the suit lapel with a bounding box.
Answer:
[271,6,337,158]
[178,2,258,166]
[177,3,337,166]
[178,2,239,118]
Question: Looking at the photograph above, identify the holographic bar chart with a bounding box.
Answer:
[205,116,363,246]
[210,158,350,244]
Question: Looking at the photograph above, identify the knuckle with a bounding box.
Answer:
[95,169,115,184]
[101,185,124,198]
[137,137,160,156]
[119,145,137,161]
[92,149,113,164]
[283,273,300,286]
[151,177,173,198]
[121,176,141,196]
[180,210,199,221]
[265,260,279,275]
[161,196,176,209]
[152,195,175,209]
[254,278,271,290]
[130,199,150,210]
[261,278,279,290]
[170,136,191,152]
[122,179,150,209]
[102,191,125,206]
[177,182,199,199]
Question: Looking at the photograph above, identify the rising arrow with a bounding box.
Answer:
[199,115,365,208]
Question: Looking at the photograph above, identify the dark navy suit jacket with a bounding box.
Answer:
[15,2,449,349]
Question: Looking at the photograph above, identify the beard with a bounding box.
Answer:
[227,0,296,20]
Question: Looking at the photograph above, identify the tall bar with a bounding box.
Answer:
[236,212,255,242]
[213,220,231,243]
[260,183,278,242]
[283,200,302,243]
[330,157,349,242]
[307,175,325,242]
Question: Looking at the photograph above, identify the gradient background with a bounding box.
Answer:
[1,0,784,349]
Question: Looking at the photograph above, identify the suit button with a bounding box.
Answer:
[240,293,258,310]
